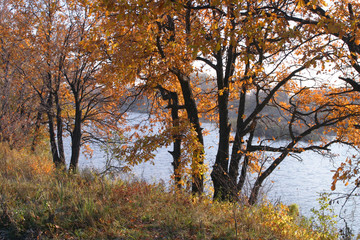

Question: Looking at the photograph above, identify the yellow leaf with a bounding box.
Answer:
[297,0,305,7]
[215,42,221,52]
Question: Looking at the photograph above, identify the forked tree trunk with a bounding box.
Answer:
[211,46,235,200]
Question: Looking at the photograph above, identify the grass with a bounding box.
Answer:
[0,143,338,239]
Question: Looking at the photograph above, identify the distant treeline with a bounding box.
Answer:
[127,77,332,141]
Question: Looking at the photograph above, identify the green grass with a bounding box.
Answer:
[0,143,338,239]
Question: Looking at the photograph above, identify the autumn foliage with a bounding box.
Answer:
[88,0,360,204]
[1,0,360,223]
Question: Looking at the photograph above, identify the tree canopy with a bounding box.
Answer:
[91,0,360,203]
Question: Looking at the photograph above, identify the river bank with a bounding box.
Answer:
[0,143,338,239]
[69,112,360,236]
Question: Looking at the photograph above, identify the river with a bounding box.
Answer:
[67,112,360,235]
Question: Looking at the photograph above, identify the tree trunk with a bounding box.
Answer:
[229,89,247,184]
[173,70,204,194]
[233,120,256,193]
[171,129,182,189]
[69,100,82,173]
[211,89,231,200]
[211,50,232,200]
[48,112,62,167]
[157,85,182,189]
[249,151,289,205]
[46,92,63,168]
[237,129,255,191]
[55,92,66,166]
[170,112,182,189]
[31,111,42,151]
[211,96,231,200]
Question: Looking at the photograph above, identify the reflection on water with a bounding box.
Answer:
[65,112,360,234]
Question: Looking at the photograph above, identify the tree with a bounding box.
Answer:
[0,0,45,150]
[179,0,358,202]
[277,0,360,192]
[96,0,360,203]
[96,0,208,193]
[4,0,128,172]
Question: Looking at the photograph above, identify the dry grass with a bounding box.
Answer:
[0,143,337,239]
